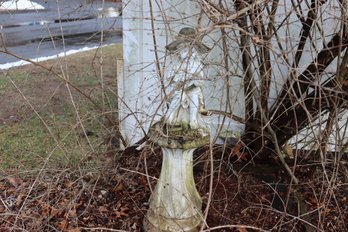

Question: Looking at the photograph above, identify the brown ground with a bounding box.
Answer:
[0,47,347,231]
[1,145,347,231]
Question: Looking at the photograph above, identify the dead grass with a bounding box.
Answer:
[0,44,122,171]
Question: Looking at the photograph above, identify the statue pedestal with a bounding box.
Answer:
[144,122,210,232]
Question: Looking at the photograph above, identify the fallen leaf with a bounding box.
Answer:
[50,207,59,217]
[7,176,23,188]
[75,201,84,209]
[306,196,318,207]
[342,79,348,86]
[322,207,332,216]
[68,206,77,218]
[58,219,68,231]
[237,227,248,232]
[139,175,147,186]
[283,142,294,159]
[98,206,108,213]
[37,200,50,216]
[229,142,249,162]
[15,193,25,207]
[114,207,129,218]
[114,181,124,192]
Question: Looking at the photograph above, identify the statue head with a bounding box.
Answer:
[166,27,211,54]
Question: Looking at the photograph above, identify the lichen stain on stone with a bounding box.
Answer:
[149,121,210,150]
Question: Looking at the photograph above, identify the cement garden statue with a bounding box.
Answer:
[164,27,210,132]
[144,27,211,232]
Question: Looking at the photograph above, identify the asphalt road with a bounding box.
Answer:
[0,0,121,24]
[0,32,122,65]
[0,0,122,66]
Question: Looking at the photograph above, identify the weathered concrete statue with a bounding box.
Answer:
[144,27,211,232]
[164,27,210,132]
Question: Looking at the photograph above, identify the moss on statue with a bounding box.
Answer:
[149,121,210,150]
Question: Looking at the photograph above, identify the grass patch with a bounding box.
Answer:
[0,44,122,172]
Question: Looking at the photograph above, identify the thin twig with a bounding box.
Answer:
[202,224,269,232]
[81,227,127,232]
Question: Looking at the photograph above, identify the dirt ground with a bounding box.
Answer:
[1,144,347,231]
[0,46,347,231]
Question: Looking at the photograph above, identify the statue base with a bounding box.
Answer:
[143,122,209,232]
[144,205,201,232]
